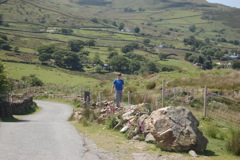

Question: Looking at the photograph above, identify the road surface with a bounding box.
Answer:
[0,100,114,160]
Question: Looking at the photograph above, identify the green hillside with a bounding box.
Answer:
[0,0,239,89]
[1,0,240,159]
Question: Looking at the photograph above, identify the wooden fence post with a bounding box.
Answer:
[128,91,131,104]
[203,86,208,118]
[99,91,103,103]
[162,80,165,108]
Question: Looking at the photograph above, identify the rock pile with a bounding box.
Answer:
[73,100,208,153]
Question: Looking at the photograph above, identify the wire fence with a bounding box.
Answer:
[10,82,240,126]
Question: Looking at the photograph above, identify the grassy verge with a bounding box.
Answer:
[71,112,240,160]
[72,122,170,160]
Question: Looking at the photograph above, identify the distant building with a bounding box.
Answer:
[121,28,131,33]
[229,53,239,59]
[103,64,110,71]
[46,29,56,34]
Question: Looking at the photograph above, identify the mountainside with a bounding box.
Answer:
[0,0,239,87]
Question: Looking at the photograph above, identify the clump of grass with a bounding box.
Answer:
[72,98,81,108]
[105,116,118,129]
[78,107,96,126]
[206,125,218,139]
[146,81,156,90]
[226,127,240,156]
[189,98,203,109]
[80,118,90,127]
[125,85,138,93]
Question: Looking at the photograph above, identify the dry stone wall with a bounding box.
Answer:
[0,94,36,118]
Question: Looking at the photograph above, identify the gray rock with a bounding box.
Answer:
[145,133,156,144]
[147,106,208,152]
[189,150,198,157]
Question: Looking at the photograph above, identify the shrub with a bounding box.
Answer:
[95,65,102,73]
[226,128,240,155]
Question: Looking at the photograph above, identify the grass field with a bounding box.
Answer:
[2,62,99,86]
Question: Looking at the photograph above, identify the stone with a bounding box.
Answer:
[120,126,129,133]
[189,150,198,157]
[132,135,140,140]
[145,133,156,144]
[122,110,134,121]
[148,106,208,153]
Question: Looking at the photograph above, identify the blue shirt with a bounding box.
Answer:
[113,79,124,91]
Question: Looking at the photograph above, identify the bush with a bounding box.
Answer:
[226,128,240,155]
[95,65,102,73]
[105,116,118,129]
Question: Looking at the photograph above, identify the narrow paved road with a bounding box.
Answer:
[0,100,114,160]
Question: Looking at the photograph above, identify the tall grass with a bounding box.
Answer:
[226,128,240,156]
[168,70,240,90]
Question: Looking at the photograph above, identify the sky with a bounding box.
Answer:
[207,0,240,8]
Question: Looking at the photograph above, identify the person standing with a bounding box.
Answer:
[111,73,124,108]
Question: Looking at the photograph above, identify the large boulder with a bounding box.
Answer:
[147,106,208,153]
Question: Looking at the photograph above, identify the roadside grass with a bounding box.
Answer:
[72,122,176,160]
[72,118,240,160]
[168,69,240,90]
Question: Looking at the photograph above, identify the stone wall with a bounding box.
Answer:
[0,94,36,118]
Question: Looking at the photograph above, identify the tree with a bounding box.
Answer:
[118,22,125,30]
[134,27,140,33]
[68,40,85,52]
[0,33,7,41]
[52,50,83,70]
[92,53,103,66]
[108,51,118,59]
[37,44,56,63]
[61,28,73,35]
[52,50,65,67]
[232,60,240,70]
[189,25,196,32]
[86,39,96,47]
[91,18,98,23]
[0,43,11,51]
[37,44,56,55]
[38,53,52,64]
[121,44,134,53]
[0,14,3,25]
[198,55,205,64]
[112,21,117,27]
[146,62,159,74]
[63,51,83,70]
[184,53,192,60]
[0,63,10,102]
[129,61,141,73]
[108,55,129,72]
[143,39,150,46]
